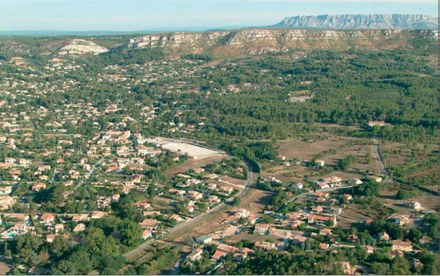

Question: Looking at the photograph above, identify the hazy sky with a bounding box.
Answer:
[0,0,438,31]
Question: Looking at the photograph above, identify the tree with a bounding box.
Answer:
[119,220,142,247]
[390,256,411,275]
[232,197,241,206]
[49,236,71,257]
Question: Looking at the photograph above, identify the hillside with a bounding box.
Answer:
[123,28,437,55]
[0,28,437,63]
[273,14,439,30]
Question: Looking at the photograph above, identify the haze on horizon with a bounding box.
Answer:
[0,0,438,32]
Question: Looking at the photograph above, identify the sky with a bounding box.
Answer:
[0,0,438,31]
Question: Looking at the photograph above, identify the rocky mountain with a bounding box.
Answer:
[58,39,109,55]
[124,29,437,54]
[0,28,437,60]
[273,14,438,30]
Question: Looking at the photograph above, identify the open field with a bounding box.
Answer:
[225,232,282,244]
[165,155,229,176]
[146,137,223,159]
[0,261,11,275]
[377,183,440,215]
[219,175,247,186]
[338,203,393,228]
[277,136,380,174]
[236,187,273,214]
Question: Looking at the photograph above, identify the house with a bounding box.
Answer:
[419,235,431,245]
[186,205,195,213]
[248,215,258,225]
[388,214,411,226]
[0,186,12,195]
[308,214,337,226]
[207,183,217,190]
[254,223,270,235]
[407,201,422,211]
[40,213,55,223]
[54,224,64,233]
[72,214,89,222]
[217,243,240,253]
[91,211,107,219]
[378,231,390,241]
[287,212,301,220]
[317,182,330,190]
[186,190,203,200]
[195,234,212,244]
[235,209,250,219]
[368,121,389,127]
[319,228,332,236]
[205,174,218,180]
[32,182,46,192]
[291,235,307,245]
[292,182,304,189]
[291,220,304,229]
[188,248,203,262]
[392,240,413,252]
[348,234,359,243]
[343,194,353,201]
[73,223,86,232]
[363,245,375,254]
[255,241,276,251]
[139,219,160,230]
[319,243,330,250]
[142,229,152,240]
[219,186,233,195]
[169,188,186,196]
[0,196,15,210]
[46,234,57,243]
[169,214,185,222]
[208,195,221,204]
[212,250,227,261]
[339,262,355,275]
[315,159,325,167]
[312,205,324,213]
[193,167,205,174]
[135,202,152,210]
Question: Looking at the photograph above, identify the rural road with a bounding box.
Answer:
[372,138,391,183]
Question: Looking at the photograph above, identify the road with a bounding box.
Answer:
[285,183,363,205]
[122,143,256,262]
[75,157,104,190]
[372,138,391,183]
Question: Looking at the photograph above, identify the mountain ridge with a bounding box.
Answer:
[273,14,439,30]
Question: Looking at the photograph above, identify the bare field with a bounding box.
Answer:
[165,154,229,176]
[219,175,246,186]
[277,136,380,174]
[377,184,440,215]
[0,261,11,275]
[225,232,282,244]
[236,187,273,214]
[339,203,391,228]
